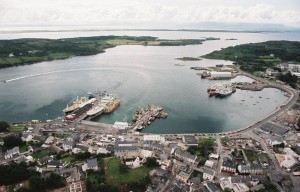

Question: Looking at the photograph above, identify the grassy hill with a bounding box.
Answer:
[203,41,300,72]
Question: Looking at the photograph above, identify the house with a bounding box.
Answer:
[97,147,110,154]
[174,148,199,165]
[269,171,284,182]
[176,170,192,183]
[54,167,77,177]
[76,144,90,152]
[221,157,236,174]
[258,154,269,167]
[42,136,57,148]
[4,147,20,159]
[204,181,221,192]
[280,154,298,170]
[250,184,265,191]
[250,164,264,175]
[14,155,33,164]
[82,158,98,171]
[38,156,52,166]
[269,136,284,146]
[66,169,82,183]
[47,160,66,168]
[204,160,214,168]
[32,135,46,143]
[182,135,198,146]
[143,134,165,142]
[62,140,75,151]
[126,157,144,168]
[143,141,164,151]
[284,147,300,161]
[188,177,201,189]
[209,153,219,160]
[220,177,249,192]
[203,168,215,181]
[21,133,33,142]
[266,68,279,76]
[49,145,63,154]
[238,165,250,174]
[114,141,139,157]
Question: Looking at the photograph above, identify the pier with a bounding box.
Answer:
[132,105,167,131]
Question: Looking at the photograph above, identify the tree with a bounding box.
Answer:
[3,135,24,150]
[17,187,30,192]
[45,173,66,189]
[0,163,37,185]
[74,152,91,160]
[145,157,158,168]
[224,188,232,192]
[29,175,45,192]
[119,164,129,174]
[0,121,9,132]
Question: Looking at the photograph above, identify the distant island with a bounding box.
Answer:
[0,36,218,68]
[176,57,202,61]
[202,40,300,72]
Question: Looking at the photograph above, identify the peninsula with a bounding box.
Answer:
[202,40,300,72]
[0,36,214,68]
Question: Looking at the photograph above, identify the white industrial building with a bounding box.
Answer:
[210,71,232,79]
[143,134,165,142]
[113,122,129,130]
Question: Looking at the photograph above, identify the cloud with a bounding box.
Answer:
[0,0,299,28]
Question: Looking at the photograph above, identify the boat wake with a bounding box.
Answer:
[3,68,97,83]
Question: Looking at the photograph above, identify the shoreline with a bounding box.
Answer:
[6,72,296,135]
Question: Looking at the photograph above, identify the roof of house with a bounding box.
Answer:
[238,165,251,172]
[270,171,284,182]
[230,176,247,184]
[260,122,289,136]
[5,146,19,156]
[251,164,263,170]
[76,144,90,152]
[87,158,98,168]
[54,167,77,175]
[205,181,221,192]
[189,177,201,185]
[222,157,236,169]
[182,135,198,145]
[203,168,215,176]
[38,156,52,164]
[47,160,65,167]
[258,154,268,164]
[63,140,75,147]
[270,136,283,143]
[14,155,27,164]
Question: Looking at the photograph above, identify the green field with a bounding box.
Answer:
[9,125,27,132]
[243,149,259,162]
[105,157,151,186]
[32,149,53,159]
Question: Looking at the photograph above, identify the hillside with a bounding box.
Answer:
[203,41,300,72]
[0,36,209,68]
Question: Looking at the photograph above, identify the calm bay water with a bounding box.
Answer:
[0,29,299,133]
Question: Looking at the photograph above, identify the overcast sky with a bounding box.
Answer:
[1,0,300,29]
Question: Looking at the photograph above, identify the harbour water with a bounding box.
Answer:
[0,29,299,133]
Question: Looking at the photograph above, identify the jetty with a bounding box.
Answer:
[132,105,167,131]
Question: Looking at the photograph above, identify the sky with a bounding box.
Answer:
[0,0,300,29]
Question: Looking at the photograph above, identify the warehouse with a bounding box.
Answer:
[210,71,232,79]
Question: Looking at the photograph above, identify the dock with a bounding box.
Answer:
[132,105,167,131]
